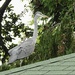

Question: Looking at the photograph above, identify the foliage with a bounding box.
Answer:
[30,0,75,60]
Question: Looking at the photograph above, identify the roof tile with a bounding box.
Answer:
[0,53,75,75]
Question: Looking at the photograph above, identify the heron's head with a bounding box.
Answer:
[35,11,48,18]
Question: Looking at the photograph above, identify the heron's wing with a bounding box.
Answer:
[8,38,35,63]
[8,54,17,64]
[8,47,23,64]
[8,45,19,55]
[8,38,29,55]
[17,39,35,59]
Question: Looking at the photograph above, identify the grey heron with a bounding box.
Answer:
[8,11,48,64]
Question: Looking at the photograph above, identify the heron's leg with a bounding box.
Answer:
[20,59,23,67]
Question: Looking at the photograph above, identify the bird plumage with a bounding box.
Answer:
[8,11,48,63]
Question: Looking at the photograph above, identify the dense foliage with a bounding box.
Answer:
[30,0,75,60]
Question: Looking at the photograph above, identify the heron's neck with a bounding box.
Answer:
[33,16,38,43]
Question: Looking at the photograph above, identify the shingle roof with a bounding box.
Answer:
[0,53,75,75]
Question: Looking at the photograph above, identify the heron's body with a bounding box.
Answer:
[8,38,35,63]
[8,11,48,63]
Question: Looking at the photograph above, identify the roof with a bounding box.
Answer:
[0,53,75,75]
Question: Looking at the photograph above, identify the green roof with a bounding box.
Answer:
[0,53,75,75]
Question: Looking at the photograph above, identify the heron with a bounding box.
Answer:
[8,11,48,64]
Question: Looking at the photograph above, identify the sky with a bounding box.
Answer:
[10,0,32,24]
[10,0,33,44]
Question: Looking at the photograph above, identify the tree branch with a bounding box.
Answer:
[0,0,11,63]
[0,0,11,34]
[0,0,11,15]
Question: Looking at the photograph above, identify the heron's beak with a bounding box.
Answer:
[42,14,49,18]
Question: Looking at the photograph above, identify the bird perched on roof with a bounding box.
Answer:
[8,11,48,64]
